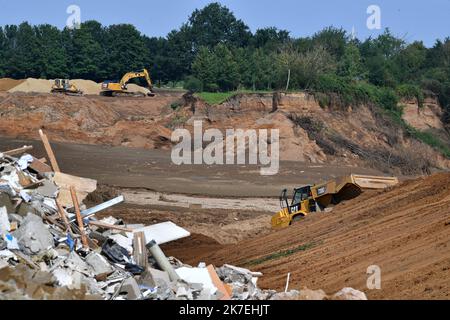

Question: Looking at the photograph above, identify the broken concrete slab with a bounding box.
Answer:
[85,252,114,280]
[126,221,191,246]
[0,206,11,235]
[119,277,142,300]
[65,251,92,276]
[0,193,15,214]
[12,213,54,255]
[139,267,171,288]
[34,180,58,198]
[176,267,217,296]
[332,287,368,300]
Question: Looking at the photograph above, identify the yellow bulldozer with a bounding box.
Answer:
[101,69,155,97]
[51,79,83,96]
[271,174,399,229]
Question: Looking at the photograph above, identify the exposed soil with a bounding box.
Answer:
[0,90,449,176]
[1,87,449,300]
[0,137,385,197]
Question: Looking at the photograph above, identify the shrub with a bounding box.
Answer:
[183,76,203,92]
[396,84,424,108]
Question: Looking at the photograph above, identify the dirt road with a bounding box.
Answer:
[0,137,383,197]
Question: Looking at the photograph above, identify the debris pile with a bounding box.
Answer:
[0,132,368,300]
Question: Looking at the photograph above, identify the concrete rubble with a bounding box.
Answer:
[0,144,368,300]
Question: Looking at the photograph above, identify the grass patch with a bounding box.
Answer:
[196,92,237,105]
[196,90,272,105]
[407,126,450,158]
[243,242,319,267]
[383,107,450,159]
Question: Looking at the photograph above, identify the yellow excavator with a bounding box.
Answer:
[271,174,399,229]
[51,79,83,96]
[101,69,155,97]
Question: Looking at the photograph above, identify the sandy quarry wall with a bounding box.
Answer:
[0,90,448,175]
[401,97,444,131]
[181,92,450,174]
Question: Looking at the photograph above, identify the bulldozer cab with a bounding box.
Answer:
[280,186,316,214]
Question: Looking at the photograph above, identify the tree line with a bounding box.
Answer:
[0,2,449,123]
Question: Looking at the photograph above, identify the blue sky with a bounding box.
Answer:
[0,0,449,46]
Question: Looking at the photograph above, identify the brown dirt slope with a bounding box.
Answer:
[190,173,450,300]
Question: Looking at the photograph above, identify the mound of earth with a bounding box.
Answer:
[0,78,25,91]
[185,173,450,300]
[0,91,183,149]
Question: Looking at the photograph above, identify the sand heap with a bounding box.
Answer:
[8,78,53,93]
[0,78,26,91]
[1,77,149,95]
[70,79,101,95]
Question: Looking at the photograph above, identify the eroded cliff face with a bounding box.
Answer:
[181,92,450,175]
[0,91,448,175]
[401,97,444,131]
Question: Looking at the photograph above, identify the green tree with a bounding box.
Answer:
[103,24,149,80]
[34,24,68,78]
[312,27,348,59]
[8,22,40,78]
[188,2,251,50]
[337,44,365,80]
[0,27,6,77]
[165,26,195,83]
[213,44,240,91]
[394,41,427,83]
[64,23,104,80]
[252,27,290,51]
[192,47,218,91]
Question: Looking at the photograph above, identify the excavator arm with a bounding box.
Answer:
[119,69,153,91]
[101,68,155,97]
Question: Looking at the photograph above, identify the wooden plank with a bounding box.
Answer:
[70,186,89,249]
[2,145,33,157]
[11,250,39,269]
[53,172,97,208]
[23,179,45,189]
[56,200,74,237]
[133,231,148,269]
[29,157,52,174]
[89,220,133,232]
[207,265,231,300]
[38,129,60,172]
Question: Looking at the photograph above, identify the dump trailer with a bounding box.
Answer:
[101,69,155,97]
[271,174,399,229]
[51,79,83,96]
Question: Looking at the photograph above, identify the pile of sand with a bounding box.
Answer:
[2,77,148,95]
[0,78,25,91]
[126,83,151,95]
[8,78,53,93]
[71,79,101,95]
